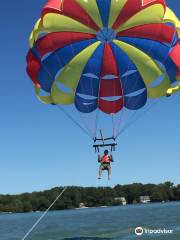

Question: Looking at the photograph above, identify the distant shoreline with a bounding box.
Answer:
[0,182,180,214]
[1,201,180,215]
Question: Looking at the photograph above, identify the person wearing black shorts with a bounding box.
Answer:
[98,150,113,180]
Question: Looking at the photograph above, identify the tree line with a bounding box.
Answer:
[0,182,180,213]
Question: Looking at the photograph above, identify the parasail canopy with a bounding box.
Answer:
[26,0,180,140]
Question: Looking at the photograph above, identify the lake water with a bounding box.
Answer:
[0,202,180,240]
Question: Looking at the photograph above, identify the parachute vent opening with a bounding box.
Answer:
[56,82,73,95]
[82,102,95,106]
[55,68,65,80]
[41,52,53,61]
[102,74,118,80]
[37,32,48,41]
[77,93,97,100]
[125,88,146,97]
[121,70,137,78]
[38,88,50,97]
[82,73,99,79]
[97,28,117,43]
[154,60,166,72]
[148,75,166,88]
[169,80,179,87]
[100,96,122,101]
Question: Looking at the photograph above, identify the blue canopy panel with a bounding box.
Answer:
[76,44,104,97]
[35,39,96,92]
[110,43,147,110]
[117,37,178,83]
[76,75,100,97]
[75,95,98,113]
[165,22,176,28]
[124,89,147,110]
[97,28,116,43]
[110,43,146,90]
[75,44,104,113]
[171,32,179,47]
[31,46,41,59]
[121,71,146,95]
[164,57,178,83]
[165,23,179,46]
[117,36,169,61]
[96,0,111,27]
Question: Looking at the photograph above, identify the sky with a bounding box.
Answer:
[0,0,180,194]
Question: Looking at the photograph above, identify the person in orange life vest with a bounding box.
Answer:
[98,149,113,180]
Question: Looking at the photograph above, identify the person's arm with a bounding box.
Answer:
[98,154,101,162]
[110,154,114,162]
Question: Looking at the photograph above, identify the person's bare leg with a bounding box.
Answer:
[108,166,111,180]
[98,166,103,179]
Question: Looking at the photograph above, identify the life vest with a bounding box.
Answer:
[102,155,110,163]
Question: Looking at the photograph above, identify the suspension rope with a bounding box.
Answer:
[56,105,92,139]
[111,114,115,138]
[69,35,93,137]
[21,186,68,240]
[115,28,169,138]
[94,109,100,139]
[39,22,94,140]
[116,98,162,138]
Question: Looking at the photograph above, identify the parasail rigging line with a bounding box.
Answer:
[38,41,93,140]
[114,25,170,139]
[56,105,92,139]
[21,186,68,240]
[116,97,162,138]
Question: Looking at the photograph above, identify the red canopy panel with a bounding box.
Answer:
[99,43,124,114]
[99,98,124,114]
[35,32,96,58]
[100,43,118,77]
[99,78,122,97]
[26,50,41,87]
[112,0,166,30]
[169,43,180,71]
[42,0,100,31]
[117,24,176,44]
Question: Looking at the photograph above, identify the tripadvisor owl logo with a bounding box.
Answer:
[135,227,144,236]
[135,227,174,236]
